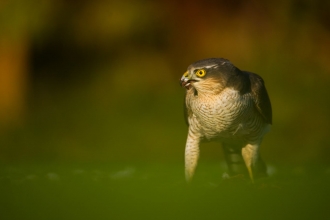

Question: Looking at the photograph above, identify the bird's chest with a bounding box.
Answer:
[187,89,251,139]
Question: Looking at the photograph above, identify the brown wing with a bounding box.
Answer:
[246,71,272,124]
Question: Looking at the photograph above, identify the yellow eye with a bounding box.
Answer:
[195,69,206,77]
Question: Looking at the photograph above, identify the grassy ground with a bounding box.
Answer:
[1,80,329,220]
[1,161,330,220]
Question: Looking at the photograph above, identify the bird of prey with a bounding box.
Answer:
[180,58,272,182]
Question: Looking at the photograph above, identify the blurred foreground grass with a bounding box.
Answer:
[1,161,330,220]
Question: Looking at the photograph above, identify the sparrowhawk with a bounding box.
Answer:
[180,58,272,182]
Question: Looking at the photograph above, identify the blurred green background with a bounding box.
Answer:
[1,0,330,219]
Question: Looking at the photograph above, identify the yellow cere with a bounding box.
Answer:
[183,71,189,77]
[196,69,206,77]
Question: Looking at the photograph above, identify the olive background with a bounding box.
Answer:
[1,1,330,219]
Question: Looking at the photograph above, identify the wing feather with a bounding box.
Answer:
[246,71,272,124]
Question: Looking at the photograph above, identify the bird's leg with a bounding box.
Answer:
[241,143,259,183]
[185,129,201,182]
[222,141,248,177]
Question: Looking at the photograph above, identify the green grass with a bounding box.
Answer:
[1,80,329,220]
[1,162,330,220]
[1,56,329,220]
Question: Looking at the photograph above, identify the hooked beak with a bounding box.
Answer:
[180,71,196,90]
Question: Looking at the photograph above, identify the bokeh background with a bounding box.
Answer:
[1,0,330,219]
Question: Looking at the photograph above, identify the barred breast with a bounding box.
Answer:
[186,88,264,141]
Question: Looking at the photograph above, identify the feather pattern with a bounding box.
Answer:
[181,58,272,182]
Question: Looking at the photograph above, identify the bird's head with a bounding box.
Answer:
[180,58,238,95]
